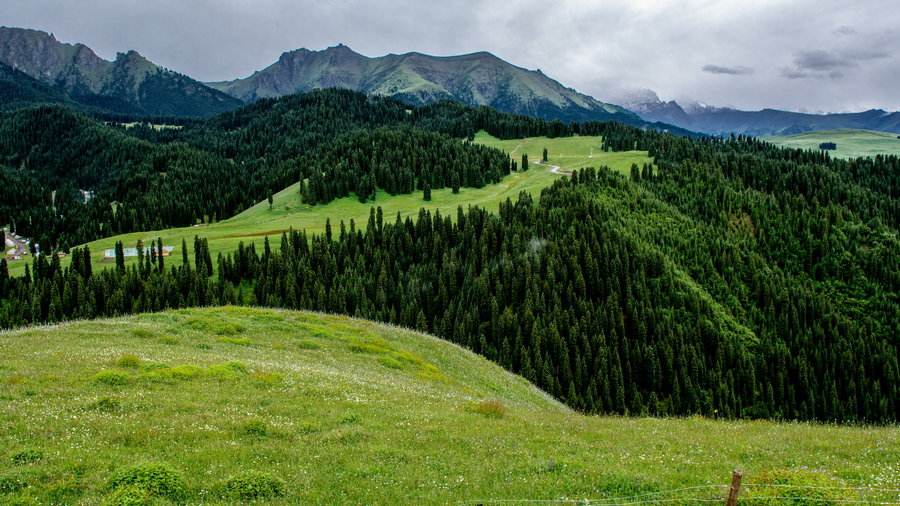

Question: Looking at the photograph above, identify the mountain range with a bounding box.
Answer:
[621,89,900,136]
[1,25,898,135]
[207,44,640,124]
[0,26,242,117]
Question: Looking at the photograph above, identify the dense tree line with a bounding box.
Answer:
[300,127,510,204]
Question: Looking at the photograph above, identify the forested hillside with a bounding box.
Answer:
[1,89,897,422]
[0,91,521,251]
[1,140,897,422]
[0,62,72,111]
[0,89,692,254]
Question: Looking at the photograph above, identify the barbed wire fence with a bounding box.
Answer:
[458,470,900,505]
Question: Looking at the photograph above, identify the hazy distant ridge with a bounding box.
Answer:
[621,89,900,135]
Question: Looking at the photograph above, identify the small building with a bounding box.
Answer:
[103,245,175,260]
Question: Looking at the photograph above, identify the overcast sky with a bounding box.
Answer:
[5,0,899,112]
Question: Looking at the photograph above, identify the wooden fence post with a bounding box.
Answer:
[726,470,743,506]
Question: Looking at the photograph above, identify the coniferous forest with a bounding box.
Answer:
[0,89,897,423]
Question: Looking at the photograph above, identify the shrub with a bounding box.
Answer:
[250,371,282,387]
[116,354,142,368]
[107,462,187,503]
[220,471,285,501]
[130,329,155,339]
[470,399,506,418]
[167,365,202,380]
[91,397,122,412]
[94,370,130,386]
[0,474,25,494]
[142,364,202,383]
[102,485,152,506]
[218,336,252,346]
[11,449,42,465]
[295,339,321,350]
[45,479,84,504]
[240,419,268,438]
[207,361,248,380]
[378,356,403,369]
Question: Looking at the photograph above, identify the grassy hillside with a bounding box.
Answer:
[5,132,651,277]
[766,129,900,159]
[0,306,897,504]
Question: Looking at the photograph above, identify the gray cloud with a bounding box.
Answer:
[702,64,754,75]
[783,48,890,80]
[3,0,899,112]
[794,50,854,71]
[834,25,857,36]
[781,68,811,80]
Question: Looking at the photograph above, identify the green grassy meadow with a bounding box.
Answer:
[766,129,900,159]
[0,306,897,504]
[6,132,651,277]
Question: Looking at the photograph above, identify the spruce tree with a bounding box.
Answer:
[157,237,164,273]
[115,241,125,273]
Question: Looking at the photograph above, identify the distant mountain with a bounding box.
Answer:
[0,26,243,117]
[208,44,640,124]
[620,89,900,136]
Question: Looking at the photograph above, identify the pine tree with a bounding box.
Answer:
[0,258,7,297]
[542,148,548,162]
[423,183,432,201]
[82,245,92,278]
[115,241,125,273]
[181,238,190,272]
[157,237,164,273]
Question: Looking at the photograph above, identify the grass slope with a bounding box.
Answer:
[0,307,897,504]
[6,132,650,277]
[766,128,900,159]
